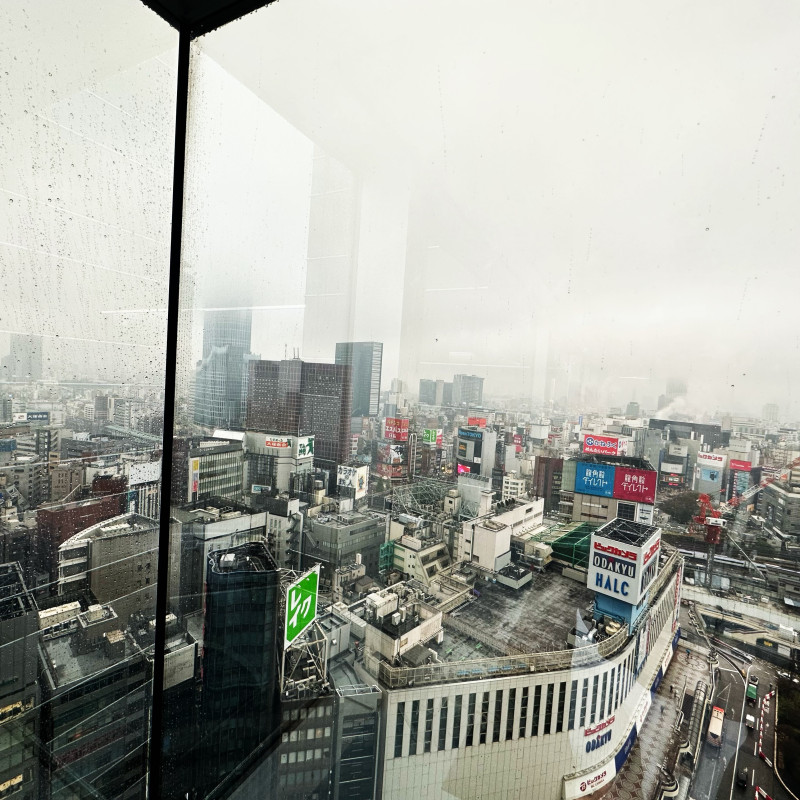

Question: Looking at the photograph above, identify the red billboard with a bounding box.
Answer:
[729,459,752,472]
[582,435,619,456]
[384,417,409,441]
[613,467,657,504]
[457,463,471,475]
[468,417,487,427]
[513,434,522,446]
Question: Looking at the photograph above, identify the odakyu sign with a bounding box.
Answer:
[588,529,661,606]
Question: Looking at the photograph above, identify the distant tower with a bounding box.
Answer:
[335,341,382,418]
[2,333,43,381]
[175,265,197,414]
[194,309,252,429]
[246,359,352,477]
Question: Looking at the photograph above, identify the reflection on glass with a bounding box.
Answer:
[1,2,175,799]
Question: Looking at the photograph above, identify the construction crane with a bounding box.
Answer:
[723,453,800,512]
[692,453,800,589]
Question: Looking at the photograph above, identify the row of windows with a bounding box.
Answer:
[392,583,679,758]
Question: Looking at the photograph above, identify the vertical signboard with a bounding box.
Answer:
[284,565,320,648]
[189,458,200,501]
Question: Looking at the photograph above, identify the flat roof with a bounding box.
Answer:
[433,570,595,661]
[594,518,659,546]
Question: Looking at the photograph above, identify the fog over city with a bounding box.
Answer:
[5,0,800,417]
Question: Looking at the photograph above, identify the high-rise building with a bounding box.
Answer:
[0,562,41,800]
[194,309,253,429]
[247,359,352,478]
[452,374,484,406]
[199,542,280,794]
[1,334,43,381]
[418,379,436,405]
[335,341,383,417]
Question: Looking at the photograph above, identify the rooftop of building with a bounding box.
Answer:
[208,541,278,574]
[309,508,386,529]
[594,518,659,546]
[434,569,596,661]
[172,497,261,524]
[41,625,144,690]
[573,454,656,471]
[58,512,158,550]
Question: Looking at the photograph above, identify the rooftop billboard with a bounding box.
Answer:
[613,467,657,505]
[588,527,661,607]
[575,462,615,498]
[337,464,369,499]
[582,435,619,456]
[696,451,726,469]
[729,459,752,472]
[384,417,409,442]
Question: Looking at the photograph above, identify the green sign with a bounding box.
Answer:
[423,428,437,444]
[284,565,319,648]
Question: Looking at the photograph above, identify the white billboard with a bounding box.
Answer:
[337,464,369,499]
[129,459,161,487]
[659,462,684,474]
[696,451,726,468]
[563,756,617,799]
[668,444,688,458]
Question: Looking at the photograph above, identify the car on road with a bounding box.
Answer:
[748,674,759,687]
[736,767,749,788]
[745,714,756,730]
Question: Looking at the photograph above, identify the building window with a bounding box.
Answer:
[424,699,434,753]
[591,674,599,723]
[479,692,490,744]
[568,679,578,731]
[532,684,541,736]
[580,678,589,727]
[600,672,608,720]
[506,688,516,741]
[492,690,502,743]
[409,700,420,755]
[556,681,566,733]
[394,703,405,758]
[519,687,529,738]
[452,696,463,749]
[466,693,476,746]
[544,683,554,734]
[439,697,449,751]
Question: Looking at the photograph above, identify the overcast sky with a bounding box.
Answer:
[5,1,800,419]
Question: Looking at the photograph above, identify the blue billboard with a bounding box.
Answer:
[26,411,50,422]
[575,462,615,498]
[700,467,721,482]
[0,439,16,452]
[457,428,483,441]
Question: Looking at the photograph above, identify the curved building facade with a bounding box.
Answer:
[360,524,683,800]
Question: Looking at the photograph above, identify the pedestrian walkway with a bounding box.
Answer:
[604,641,711,800]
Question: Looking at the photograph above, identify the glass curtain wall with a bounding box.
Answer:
[1,3,176,800]
[5,1,800,799]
